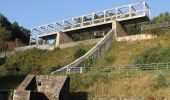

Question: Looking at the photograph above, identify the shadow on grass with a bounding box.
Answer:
[70,92,88,100]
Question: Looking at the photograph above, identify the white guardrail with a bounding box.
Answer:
[51,62,170,74]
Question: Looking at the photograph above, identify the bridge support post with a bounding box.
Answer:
[112,20,127,38]
[55,31,74,47]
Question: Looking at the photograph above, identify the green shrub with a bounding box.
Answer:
[134,46,170,64]
[74,48,87,59]
[154,73,168,89]
[104,55,115,64]
[84,57,95,68]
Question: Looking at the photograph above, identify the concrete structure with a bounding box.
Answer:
[59,38,102,49]
[30,1,150,47]
[51,19,150,74]
[116,34,157,41]
[13,75,70,100]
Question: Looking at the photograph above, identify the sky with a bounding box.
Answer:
[0,0,170,30]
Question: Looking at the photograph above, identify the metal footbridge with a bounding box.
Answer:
[30,1,150,44]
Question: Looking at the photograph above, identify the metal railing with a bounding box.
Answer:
[52,62,170,75]
[31,1,150,37]
[141,22,170,30]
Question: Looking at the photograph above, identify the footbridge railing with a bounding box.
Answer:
[31,1,150,37]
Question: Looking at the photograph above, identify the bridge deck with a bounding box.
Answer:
[31,1,150,39]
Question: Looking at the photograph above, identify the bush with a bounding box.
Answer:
[134,46,170,64]
[84,57,95,68]
[104,55,115,64]
[74,48,87,59]
[153,73,168,89]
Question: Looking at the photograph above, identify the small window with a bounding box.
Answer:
[38,82,41,86]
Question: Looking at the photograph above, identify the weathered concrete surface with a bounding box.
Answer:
[13,75,35,100]
[13,90,30,100]
[52,28,115,73]
[112,20,127,37]
[51,20,128,74]
[13,75,70,100]
[36,75,69,100]
[59,38,102,49]
[14,45,55,51]
[116,34,157,41]
[17,75,35,90]
[56,31,74,47]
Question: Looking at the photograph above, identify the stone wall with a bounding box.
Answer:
[36,75,70,100]
[13,75,70,100]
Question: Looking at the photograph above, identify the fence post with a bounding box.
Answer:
[157,63,159,72]
[167,63,169,71]
[66,67,70,74]
[80,67,83,73]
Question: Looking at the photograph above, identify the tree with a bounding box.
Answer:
[152,12,170,23]
[0,13,12,30]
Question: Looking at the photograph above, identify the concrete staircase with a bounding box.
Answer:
[51,20,128,74]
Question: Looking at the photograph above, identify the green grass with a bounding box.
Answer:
[69,71,170,99]
[0,44,93,75]
[93,30,170,68]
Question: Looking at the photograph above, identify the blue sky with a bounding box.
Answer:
[0,0,169,30]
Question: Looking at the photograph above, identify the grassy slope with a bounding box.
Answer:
[93,30,170,68]
[69,72,170,99]
[0,44,93,75]
[69,30,170,99]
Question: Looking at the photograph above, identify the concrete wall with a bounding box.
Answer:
[14,45,55,51]
[52,28,115,73]
[13,90,30,100]
[116,34,157,41]
[51,20,129,74]
[59,38,102,49]
[13,75,35,100]
[112,20,127,37]
[36,75,70,100]
[13,75,70,100]
[56,31,74,47]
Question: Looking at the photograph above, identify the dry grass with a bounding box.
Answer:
[70,73,170,99]
[93,31,170,67]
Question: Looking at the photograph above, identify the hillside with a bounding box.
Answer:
[0,13,30,52]
[0,12,170,99]
[69,71,170,99]
[93,30,170,68]
[0,44,93,75]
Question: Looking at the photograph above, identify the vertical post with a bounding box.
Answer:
[157,63,159,73]
[72,18,74,28]
[66,67,70,74]
[62,20,65,30]
[92,13,95,24]
[29,29,32,46]
[80,67,83,73]
[46,25,48,34]
[103,10,106,22]
[129,5,132,18]
[167,63,169,71]
[143,1,146,16]
[36,36,39,45]
[115,8,118,20]
[82,16,84,27]
[149,8,151,19]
